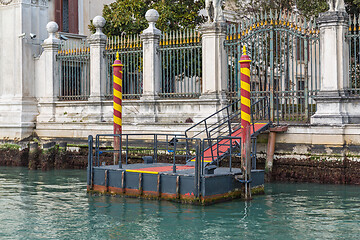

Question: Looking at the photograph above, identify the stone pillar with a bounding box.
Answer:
[88,16,107,102]
[140,9,161,100]
[136,9,162,123]
[37,22,61,123]
[199,22,228,106]
[42,22,61,102]
[311,9,357,124]
[317,11,349,93]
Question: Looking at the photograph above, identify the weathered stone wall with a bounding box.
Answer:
[0,146,89,170]
[255,131,360,185]
[269,157,360,185]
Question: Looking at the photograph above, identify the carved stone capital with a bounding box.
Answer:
[199,21,227,35]
[87,34,107,45]
[317,10,348,26]
[140,32,161,42]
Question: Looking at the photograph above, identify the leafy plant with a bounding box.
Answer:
[90,0,205,36]
[227,0,360,20]
[0,143,21,150]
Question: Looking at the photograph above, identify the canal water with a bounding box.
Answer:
[0,166,359,240]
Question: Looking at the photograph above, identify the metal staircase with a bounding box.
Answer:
[185,97,271,167]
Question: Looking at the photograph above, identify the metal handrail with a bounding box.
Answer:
[93,133,194,167]
[185,98,242,139]
[184,96,270,166]
[186,96,271,140]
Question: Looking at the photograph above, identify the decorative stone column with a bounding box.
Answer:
[136,9,162,123]
[88,16,107,103]
[37,22,61,123]
[42,22,61,103]
[140,9,162,100]
[310,8,359,124]
[199,21,228,106]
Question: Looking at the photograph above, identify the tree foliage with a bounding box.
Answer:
[92,0,360,36]
[345,0,360,14]
[93,0,205,36]
[227,0,360,20]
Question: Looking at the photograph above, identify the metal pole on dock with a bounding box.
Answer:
[239,46,252,200]
[113,52,123,167]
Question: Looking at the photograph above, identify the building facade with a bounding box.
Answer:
[0,0,113,139]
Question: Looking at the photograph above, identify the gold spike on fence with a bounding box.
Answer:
[160,29,201,47]
[225,9,319,41]
[105,34,142,51]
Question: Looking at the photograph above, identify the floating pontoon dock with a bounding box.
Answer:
[87,97,270,204]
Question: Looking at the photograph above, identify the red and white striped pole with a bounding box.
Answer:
[113,52,123,167]
[239,46,252,200]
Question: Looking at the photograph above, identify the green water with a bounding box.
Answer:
[0,167,359,240]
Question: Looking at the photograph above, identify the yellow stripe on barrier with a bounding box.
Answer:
[241,96,251,108]
[113,75,122,86]
[241,111,251,123]
[113,102,122,113]
[241,81,250,92]
[113,89,122,99]
[114,115,122,126]
[126,170,158,174]
[241,122,268,127]
[241,68,250,77]
[190,159,212,162]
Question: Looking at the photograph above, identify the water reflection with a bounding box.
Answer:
[0,167,359,240]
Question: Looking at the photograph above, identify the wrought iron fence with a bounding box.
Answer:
[104,35,143,100]
[225,10,321,123]
[159,29,202,98]
[348,14,360,95]
[57,40,90,101]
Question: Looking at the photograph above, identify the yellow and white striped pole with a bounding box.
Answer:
[239,46,252,200]
[113,52,123,167]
